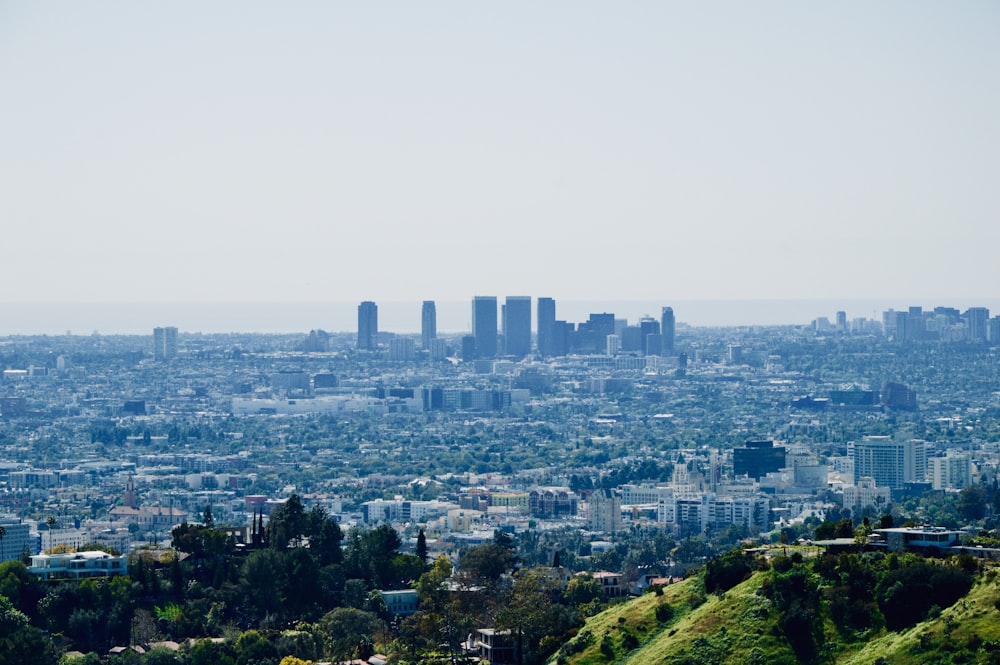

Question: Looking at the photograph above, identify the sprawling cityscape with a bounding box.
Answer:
[4,0,996,660]
[1,296,999,664]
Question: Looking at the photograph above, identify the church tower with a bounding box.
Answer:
[123,473,138,509]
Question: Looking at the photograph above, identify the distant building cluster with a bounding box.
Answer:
[348,296,677,360]
[813,305,999,343]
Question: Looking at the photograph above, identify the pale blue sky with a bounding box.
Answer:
[2,2,997,306]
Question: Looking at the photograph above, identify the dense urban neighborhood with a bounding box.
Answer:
[2,300,1000,664]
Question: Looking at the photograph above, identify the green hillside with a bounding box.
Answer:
[549,552,1000,665]
[840,568,1000,665]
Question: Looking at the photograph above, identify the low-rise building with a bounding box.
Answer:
[658,492,771,533]
[489,492,530,514]
[380,589,418,616]
[361,497,456,525]
[591,571,625,597]
[476,629,515,664]
[873,527,962,553]
[529,488,578,518]
[28,550,128,580]
[842,477,891,516]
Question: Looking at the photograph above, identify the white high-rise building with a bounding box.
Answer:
[850,437,926,490]
[0,516,31,563]
[928,451,973,490]
[153,326,178,360]
[606,334,621,356]
[588,489,622,533]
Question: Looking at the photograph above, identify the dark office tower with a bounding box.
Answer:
[357,301,378,350]
[589,313,615,339]
[472,296,498,358]
[621,326,642,352]
[661,307,675,354]
[836,311,847,331]
[421,301,437,349]
[574,313,615,354]
[461,335,477,362]
[907,306,926,341]
[645,333,663,356]
[890,310,908,342]
[933,306,961,323]
[965,307,990,342]
[733,440,787,480]
[537,297,556,356]
[503,296,532,357]
[639,317,660,355]
[552,320,572,356]
[153,326,178,360]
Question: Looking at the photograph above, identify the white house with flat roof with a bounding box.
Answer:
[28,550,127,580]
[379,589,418,616]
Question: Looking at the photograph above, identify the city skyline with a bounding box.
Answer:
[2,297,1000,337]
[2,3,998,306]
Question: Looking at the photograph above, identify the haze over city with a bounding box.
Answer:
[2,2,998,310]
[6,4,1000,665]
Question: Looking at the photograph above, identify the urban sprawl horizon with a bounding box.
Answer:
[0,296,998,661]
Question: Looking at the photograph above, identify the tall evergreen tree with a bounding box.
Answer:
[416,529,428,564]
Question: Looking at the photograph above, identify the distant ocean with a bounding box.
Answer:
[1,299,997,336]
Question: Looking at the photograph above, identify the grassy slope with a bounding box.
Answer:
[551,574,800,665]
[839,568,1000,665]
[549,576,700,665]
[551,567,1000,665]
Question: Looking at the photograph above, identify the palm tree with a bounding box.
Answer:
[46,516,57,552]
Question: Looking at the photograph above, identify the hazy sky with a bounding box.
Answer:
[2,2,997,306]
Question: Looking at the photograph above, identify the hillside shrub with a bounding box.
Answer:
[655,603,675,623]
[876,563,973,631]
[704,549,754,593]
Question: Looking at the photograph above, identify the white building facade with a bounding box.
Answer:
[928,451,973,490]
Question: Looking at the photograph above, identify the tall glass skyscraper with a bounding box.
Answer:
[421,300,436,349]
[661,306,675,354]
[472,296,498,359]
[503,296,532,357]
[357,301,378,350]
[537,297,556,356]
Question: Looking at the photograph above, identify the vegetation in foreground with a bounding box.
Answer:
[550,548,1000,665]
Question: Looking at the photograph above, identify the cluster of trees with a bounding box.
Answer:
[0,496,636,665]
[397,532,596,665]
[703,546,979,663]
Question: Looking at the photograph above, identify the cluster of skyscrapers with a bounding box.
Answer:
[357,297,676,360]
